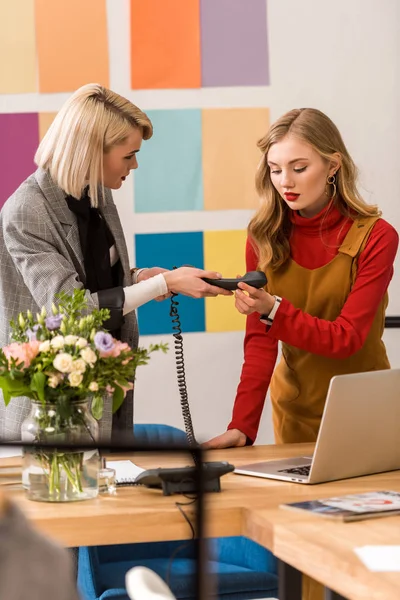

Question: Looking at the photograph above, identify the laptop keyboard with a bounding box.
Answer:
[277,465,311,476]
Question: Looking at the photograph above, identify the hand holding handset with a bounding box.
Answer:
[202,271,267,291]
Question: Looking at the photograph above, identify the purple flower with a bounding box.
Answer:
[26,324,40,341]
[45,315,63,331]
[94,332,114,354]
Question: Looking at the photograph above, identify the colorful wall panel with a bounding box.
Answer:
[0,0,271,335]
[0,113,39,206]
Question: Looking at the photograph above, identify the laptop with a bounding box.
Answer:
[234,369,400,484]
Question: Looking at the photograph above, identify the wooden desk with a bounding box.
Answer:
[2,443,400,600]
[273,509,400,600]
[1,443,316,547]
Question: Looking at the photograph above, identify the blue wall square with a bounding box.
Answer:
[135,232,205,335]
[134,109,204,213]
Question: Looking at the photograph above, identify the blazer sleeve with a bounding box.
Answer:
[2,192,101,314]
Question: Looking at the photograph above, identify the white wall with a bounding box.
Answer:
[135,329,400,445]
[131,0,400,443]
[1,0,398,444]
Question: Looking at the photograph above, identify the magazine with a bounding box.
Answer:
[280,491,400,522]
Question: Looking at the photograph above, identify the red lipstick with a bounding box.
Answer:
[284,193,300,201]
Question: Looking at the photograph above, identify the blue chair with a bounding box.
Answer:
[78,424,278,600]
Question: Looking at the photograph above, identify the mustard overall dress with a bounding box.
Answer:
[266,216,390,600]
[266,216,390,446]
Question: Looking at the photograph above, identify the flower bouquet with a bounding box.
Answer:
[0,289,167,502]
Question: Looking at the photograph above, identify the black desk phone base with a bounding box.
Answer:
[134,461,235,496]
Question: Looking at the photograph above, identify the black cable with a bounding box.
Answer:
[175,498,197,538]
[169,275,200,467]
[167,272,210,598]
[166,498,197,588]
[169,292,197,447]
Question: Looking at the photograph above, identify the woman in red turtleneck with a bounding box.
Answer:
[205,108,398,449]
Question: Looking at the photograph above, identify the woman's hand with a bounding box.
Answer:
[137,267,171,301]
[202,429,247,449]
[235,280,275,316]
[163,267,233,298]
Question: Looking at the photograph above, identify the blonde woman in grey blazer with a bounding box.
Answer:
[0,83,230,441]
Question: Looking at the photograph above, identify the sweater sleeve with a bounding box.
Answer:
[270,219,399,358]
[227,238,278,443]
[123,274,168,314]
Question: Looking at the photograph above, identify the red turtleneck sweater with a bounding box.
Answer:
[228,205,399,443]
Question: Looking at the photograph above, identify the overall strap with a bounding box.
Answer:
[339,215,381,257]
[339,215,381,285]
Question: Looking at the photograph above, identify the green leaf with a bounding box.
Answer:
[91,395,104,420]
[112,385,124,414]
[0,375,33,405]
[30,372,46,402]
[0,384,12,406]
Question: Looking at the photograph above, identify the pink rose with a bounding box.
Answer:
[3,341,40,368]
[106,382,133,396]
[109,341,130,358]
[121,382,134,395]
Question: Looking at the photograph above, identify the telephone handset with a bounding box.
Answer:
[201,271,267,291]
[133,270,267,495]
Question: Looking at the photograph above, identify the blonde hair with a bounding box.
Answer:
[35,83,153,207]
[249,108,380,272]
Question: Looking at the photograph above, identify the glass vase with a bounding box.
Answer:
[21,398,100,502]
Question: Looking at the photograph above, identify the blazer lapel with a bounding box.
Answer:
[100,190,131,287]
[35,170,130,288]
[34,168,85,277]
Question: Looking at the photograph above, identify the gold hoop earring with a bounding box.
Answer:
[326,174,337,199]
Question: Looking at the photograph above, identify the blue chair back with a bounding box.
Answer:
[133,423,188,445]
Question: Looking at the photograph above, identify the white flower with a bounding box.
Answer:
[53,352,73,373]
[64,335,78,345]
[39,340,51,353]
[68,372,83,387]
[80,347,97,366]
[89,381,99,392]
[71,359,86,374]
[51,335,65,349]
[76,337,88,349]
[48,375,62,389]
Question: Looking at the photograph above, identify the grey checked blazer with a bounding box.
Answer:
[0,168,138,441]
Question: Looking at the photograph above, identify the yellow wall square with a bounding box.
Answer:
[0,0,37,93]
[202,108,269,210]
[204,229,248,332]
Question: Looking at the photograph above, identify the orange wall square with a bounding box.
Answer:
[35,0,109,93]
[38,112,56,140]
[202,108,269,210]
[130,0,201,89]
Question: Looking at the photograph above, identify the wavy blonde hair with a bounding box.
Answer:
[249,108,380,272]
[35,83,153,207]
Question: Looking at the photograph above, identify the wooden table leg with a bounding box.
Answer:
[278,559,302,600]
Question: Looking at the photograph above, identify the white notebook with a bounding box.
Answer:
[106,460,145,486]
[0,446,22,458]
